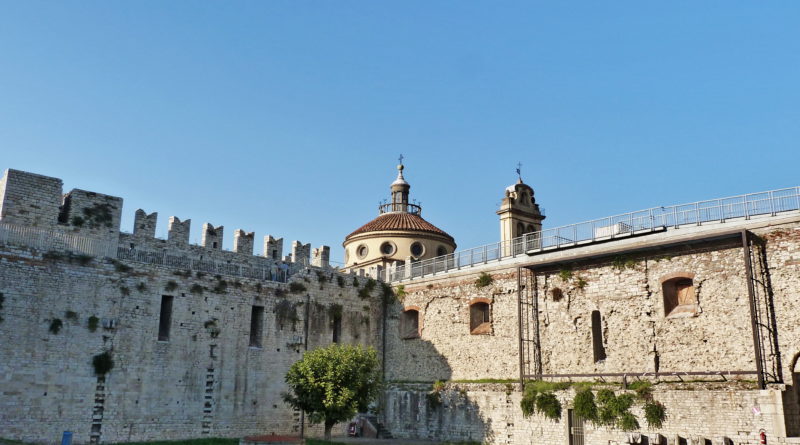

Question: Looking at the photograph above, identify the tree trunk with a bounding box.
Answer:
[324,420,334,441]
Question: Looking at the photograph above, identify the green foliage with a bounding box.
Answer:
[71,216,85,227]
[558,268,573,281]
[289,282,307,293]
[283,344,382,439]
[643,401,667,428]
[628,380,653,400]
[380,282,395,304]
[87,315,99,332]
[395,284,406,299]
[112,259,133,273]
[352,276,359,287]
[92,351,114,375]
[165,280,178,292]
[195,271,205,279]
[189,284,204,295]
[65,310,78,321]
[364,278,377,292]
[74,254,93,266]
[358,287,372,299]
[336,275,345,287]
[173,269,192,278]
[212,279,228,294]
[475,272,494,288]
[520,381,566,421]
[328,304,343,320]
[426,390,442,409]
[575,277,588,290]
[618,412,640,431]
[433,380,446,392]
[275,300,299,330]
[204,319,221,338]
[80,203,114,228]
[136,282,147,293]
[612,256,637,271]
[120,286,130,296]
[49,318,63,334]
[573,389,598,421]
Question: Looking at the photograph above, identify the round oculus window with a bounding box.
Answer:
[380,242,395,255]
[410,242,424,257]
[356,245,369,259]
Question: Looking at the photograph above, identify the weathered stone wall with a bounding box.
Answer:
[0,242,382,443]
[384,383,799,445]
[0,169,385,444]
[0,168,63,226]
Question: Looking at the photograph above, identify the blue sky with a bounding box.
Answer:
[1,2,798,263]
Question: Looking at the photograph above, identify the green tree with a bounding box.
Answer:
[283,344,382,440]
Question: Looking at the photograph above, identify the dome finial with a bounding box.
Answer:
[392,154,408,186]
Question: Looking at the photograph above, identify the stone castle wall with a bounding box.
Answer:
[0,169,377,443]
[382,218,800,442]
[384,383,799,445]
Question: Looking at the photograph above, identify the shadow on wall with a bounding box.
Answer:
[381,336,491,444]
[784,352,800,437]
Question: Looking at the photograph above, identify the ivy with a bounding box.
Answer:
[289,282,306,294]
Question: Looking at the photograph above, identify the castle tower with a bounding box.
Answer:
[497,174,544,249]
[343,160,456,277]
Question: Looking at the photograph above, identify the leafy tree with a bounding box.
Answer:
[283,344,382,440]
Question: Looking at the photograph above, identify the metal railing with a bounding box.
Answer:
[0,222,116,258]
[379,202,422,215]
[387,186,800,282]
[116,247,297,282]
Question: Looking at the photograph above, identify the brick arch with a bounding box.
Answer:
[403,305,421,313]
[659,271,696,284]
[468,297,492,306]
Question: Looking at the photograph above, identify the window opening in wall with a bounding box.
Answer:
[470,302,491,335]
[591,310,606,362]
[400,309,420,339]
[158,295,174,341]
[436,246,447,256]
[662,276,697,317]
[517,222,525,236]
[212,241,218,249]
[249,305,264,347]
[410,242,424,258]
[332,312,342,343]
[380,242,395,255]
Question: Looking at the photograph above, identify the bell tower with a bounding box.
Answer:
[497,167,545,245]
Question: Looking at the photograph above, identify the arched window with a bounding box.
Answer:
[436,246,447,256]
[516,222,525,236]
[661,273,698,318]
[469,299,491,335]
[400,307,420,339]
[526,224,535,233]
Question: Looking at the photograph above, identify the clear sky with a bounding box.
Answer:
[1,2,798,263]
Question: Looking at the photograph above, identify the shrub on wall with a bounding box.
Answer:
[289,282,306,294]
[92,351,114,376]
[644,401,667,428]
[49,318,63,334]
[475,272,493,288]
[87,315,99,332]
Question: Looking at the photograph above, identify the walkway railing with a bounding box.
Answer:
[0,222,116,258]
[387,186,800,282]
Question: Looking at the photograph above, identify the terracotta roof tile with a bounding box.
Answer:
[346,212,454,241]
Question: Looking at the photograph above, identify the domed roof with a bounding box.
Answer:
[345,212,454,242]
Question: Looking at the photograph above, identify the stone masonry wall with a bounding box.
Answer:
[384,383,798,445]
[0,242,382,443]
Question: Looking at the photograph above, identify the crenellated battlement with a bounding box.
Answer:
[0,168,333,274]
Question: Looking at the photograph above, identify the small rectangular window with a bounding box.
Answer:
[249,305,264,347]
[332,313,342,343]
[591,310,606,362]
[158,295,173,341]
